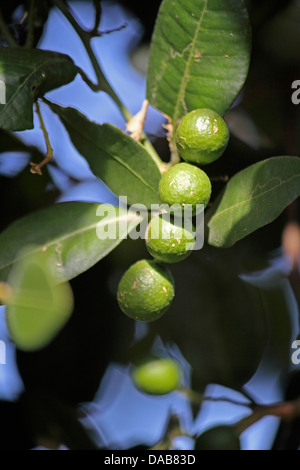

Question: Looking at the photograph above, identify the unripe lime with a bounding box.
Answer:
[145,213,195,263]
[176,108,229,164]
[158,163,211,213]
[117,259,174,322]
[195,426,241,450]
[132,357,181,395]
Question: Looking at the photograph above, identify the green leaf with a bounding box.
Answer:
[48,102,162,208]
[0,48,77,131]
[149,247,267,389]
[6,249,74,351]
[146,0,251,124]
[207,156,300,247]
[0,202,143,284]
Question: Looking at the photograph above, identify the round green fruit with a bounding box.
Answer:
[117,259,175,322]
[132,357,181,395]
[145,213,195,263]
[176,108,229,164]
[158,163,211,213]
[195,425,241,450]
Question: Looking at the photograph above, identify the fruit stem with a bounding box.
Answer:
[170,150,180,165]
[163,115,180,167]
[30,101,53,175]
[126,99,149,142]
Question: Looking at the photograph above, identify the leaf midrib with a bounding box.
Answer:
[209,173,300,224]
[59,110,158,195]
[0,57,57,116]
[172,0,208,126]
[0,211,142,272]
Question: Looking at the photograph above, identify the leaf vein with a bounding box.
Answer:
[209,173,300,222]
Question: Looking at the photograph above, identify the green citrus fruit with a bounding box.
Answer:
[132,357,181,395]
[158,163,211,213]
[145,213,195,263]
[195,425,241,450]
[176,108,229,164]
[117,259,175,321]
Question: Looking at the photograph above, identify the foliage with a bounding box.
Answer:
[0,0,299,451]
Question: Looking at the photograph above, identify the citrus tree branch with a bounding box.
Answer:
[179,387,254,408]
[30,101,54,175]
[235,398,300,434]
[51,0,161,166]
[181,387,300,437]
[25,0,36,48]
[52,0,131,120]
[90,0,102,36]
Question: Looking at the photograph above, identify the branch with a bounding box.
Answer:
[25,0,36,48]
[90,23,127,38]
[179,387,254,409]
[30,101,54,175]
[51,0,161,168]
[90,0,102,36]
[52,0,131,121]
[235,398,300,434]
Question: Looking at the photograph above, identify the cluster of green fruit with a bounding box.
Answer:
[117,108,229,323]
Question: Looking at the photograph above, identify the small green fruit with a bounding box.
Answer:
[195,425,241,450]
[145,213,195,263]
[132,357,181,395]
[159,163,211,213]
[176,108,229,164]
[117,259,175,322]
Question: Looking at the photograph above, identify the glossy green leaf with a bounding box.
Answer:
[48,102,162,208]
[0,48,77,131]
[207,156,300,247]
[0,202,143,284]
[149,247,267,389]
[6,250,74,351]
[147,0,251,123]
